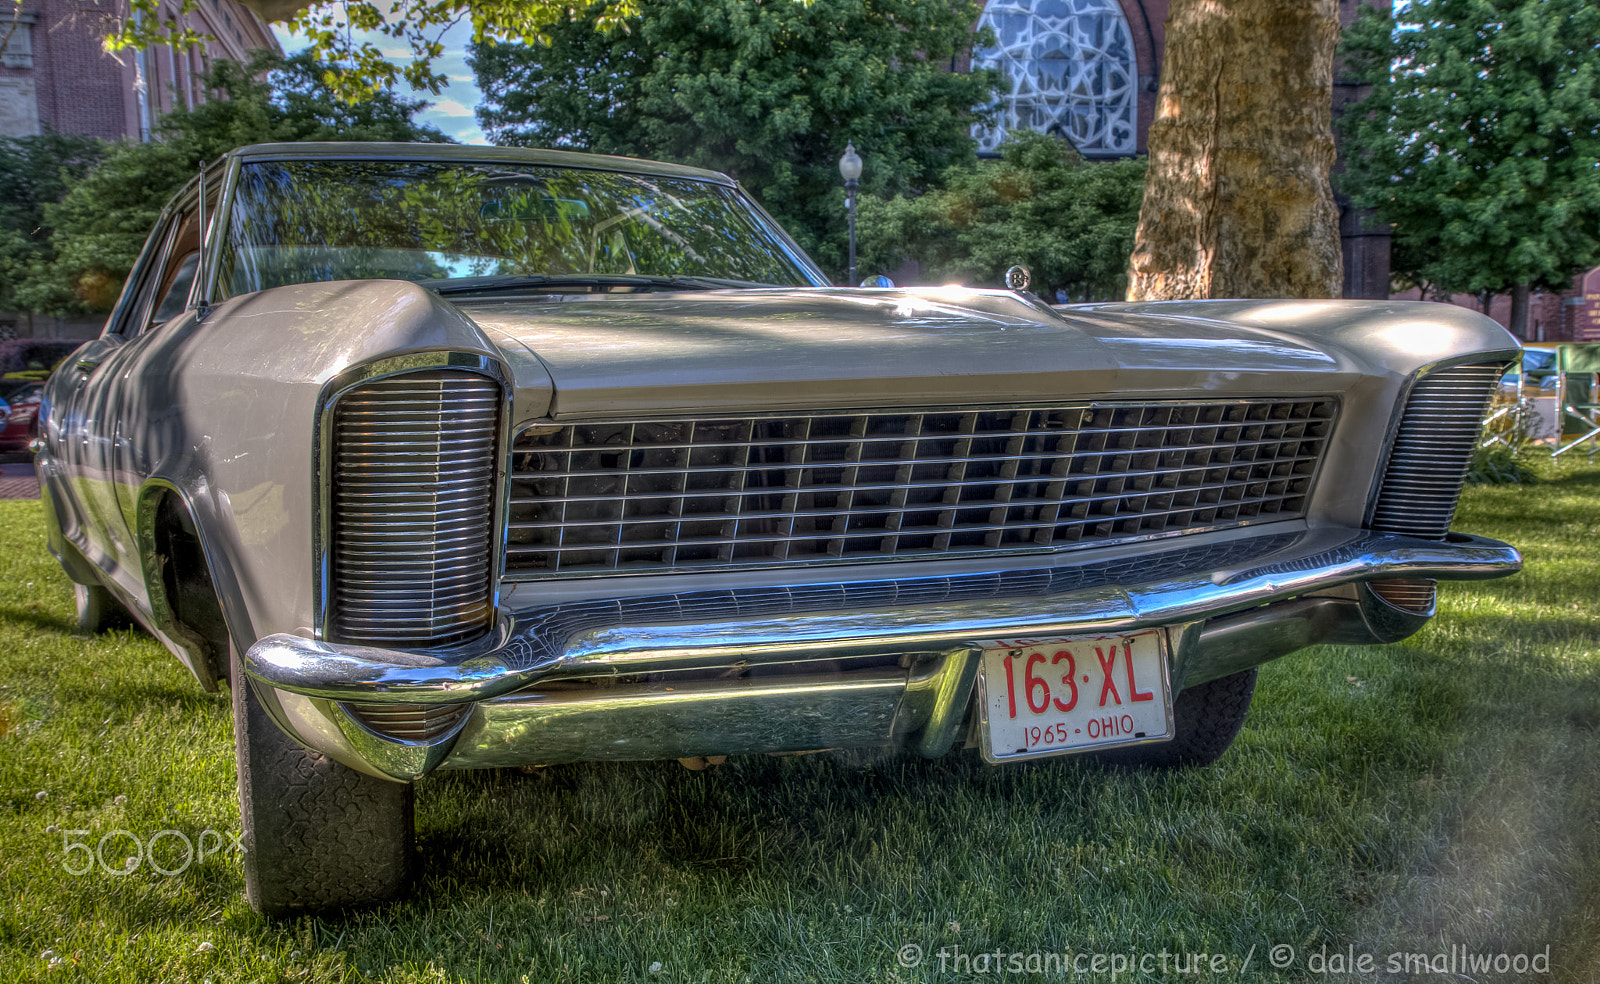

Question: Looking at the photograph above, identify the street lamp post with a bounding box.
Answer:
[839,142,862,286]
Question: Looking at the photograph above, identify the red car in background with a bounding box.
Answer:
[0,381,43,452]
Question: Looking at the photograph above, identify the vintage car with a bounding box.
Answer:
[0,381,44,452]
[36,142,1521,916]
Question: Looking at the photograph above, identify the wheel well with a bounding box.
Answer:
[148,491,232,690]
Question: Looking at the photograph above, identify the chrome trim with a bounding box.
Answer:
[195,165,205,311]
[730,183,832,287]
[245,527,1521,708]
[328,699,470,780]
[445,670,909,769]
[1176,597,1355,689]
[1368,578,1437,616]
[312,352,512,642]
[344,701,472,741]
[195,156,240,311]
[436,645,977,772]
[901,647,982,758]
[1352,581,1434,640]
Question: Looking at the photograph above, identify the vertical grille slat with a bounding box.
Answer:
[1369,362,1505,540]
[507,398,1337,576]
[329,370,500,645]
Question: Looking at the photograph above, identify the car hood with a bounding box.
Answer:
[458,287,1381,418]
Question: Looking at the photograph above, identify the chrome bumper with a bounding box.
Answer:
[242,528,1520,779]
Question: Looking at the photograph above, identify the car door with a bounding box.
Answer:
[59,192,209,593]
[54,211,183,588]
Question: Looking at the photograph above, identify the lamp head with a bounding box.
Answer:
[839,142,863,182]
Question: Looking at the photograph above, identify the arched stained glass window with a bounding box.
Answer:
[972,0,1138,156]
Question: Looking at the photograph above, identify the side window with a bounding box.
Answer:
[149,252,200,325]
[141,209,203,333]
[118,216,183,336]
[129,180,220,335]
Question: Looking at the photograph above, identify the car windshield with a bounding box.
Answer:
[218,159,824,296]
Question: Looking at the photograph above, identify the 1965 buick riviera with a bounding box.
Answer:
[36,142,1521,915]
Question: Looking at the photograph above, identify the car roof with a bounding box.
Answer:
[222,142,737,187]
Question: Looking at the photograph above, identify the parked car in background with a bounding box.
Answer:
[1502,346,1559,392]
[0,381,42,452]
[35,143,1523,916]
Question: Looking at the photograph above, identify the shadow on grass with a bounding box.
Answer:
[0,603,78,636]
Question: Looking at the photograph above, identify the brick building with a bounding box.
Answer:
[1393,275,1600,344]
[968,0,1393,300]
[0,0,279,142]
[1,0,277,340]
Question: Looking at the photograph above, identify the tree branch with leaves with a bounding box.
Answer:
[1339,0,1600,336]
[67,0,636,101]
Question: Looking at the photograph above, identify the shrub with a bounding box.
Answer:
[1467,390,1539,485]
[0,340,80,377]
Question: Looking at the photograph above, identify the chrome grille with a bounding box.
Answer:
[329,370,500,645]
[1369,578,1437,614]
[1370,362,1505,540]
[506,400,1337,576]
[344,702,471,742]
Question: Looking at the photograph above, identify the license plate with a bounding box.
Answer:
[976,630,1173,763]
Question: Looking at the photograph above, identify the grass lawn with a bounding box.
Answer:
[2,454,1598,982]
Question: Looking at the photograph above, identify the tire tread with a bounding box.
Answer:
[234,664,413,916]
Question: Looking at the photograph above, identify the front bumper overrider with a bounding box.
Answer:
[241,527,1520,780]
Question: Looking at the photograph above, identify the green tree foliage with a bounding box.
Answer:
[11,52,447,316]
[1339,0,1600,303]
[471,0,997,277]
[78,0,636,101]
[855,132,1146,300]
[0,132,104,314]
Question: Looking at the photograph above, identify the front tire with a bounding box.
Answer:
[233,651,414,916]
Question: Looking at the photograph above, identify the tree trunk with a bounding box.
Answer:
[1127,0,1344,301]
[1508,282,1530,339]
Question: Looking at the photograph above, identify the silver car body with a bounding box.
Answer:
[37,142,1521,781]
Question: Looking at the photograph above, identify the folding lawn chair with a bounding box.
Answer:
[1481,349,1556,449]
[1552,343,1600,457]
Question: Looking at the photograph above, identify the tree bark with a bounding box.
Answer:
[1127,0,1344,301]
[1508,282,1530,339]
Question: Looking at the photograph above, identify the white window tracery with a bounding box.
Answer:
[972,0,1138,156]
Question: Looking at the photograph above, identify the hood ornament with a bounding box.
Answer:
[1004,265,1031,292]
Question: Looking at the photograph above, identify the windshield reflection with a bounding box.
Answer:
[219,160,824,296]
